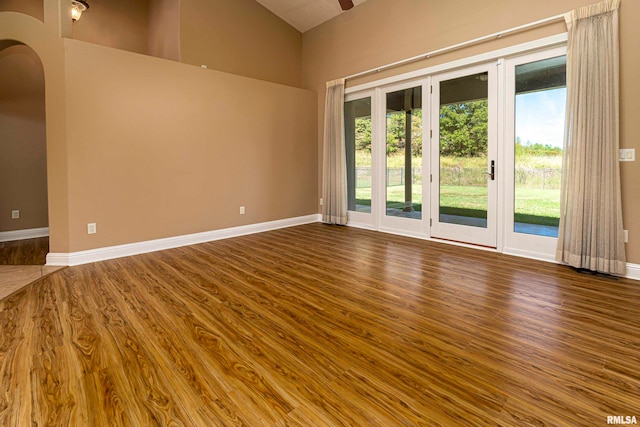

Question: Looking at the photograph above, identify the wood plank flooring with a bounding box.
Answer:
[0,236,55,299]
[0,265,65,300]
[0,223,638,426]
[0,236,49,265]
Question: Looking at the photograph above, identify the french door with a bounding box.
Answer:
[430,63,498,247]
[345,92,375,227]
[503,47,567,259]
[345,43,565,259]
[377,81,428,236]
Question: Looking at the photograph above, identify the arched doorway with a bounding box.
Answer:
[0,41,50,296]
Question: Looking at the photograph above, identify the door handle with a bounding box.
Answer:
[484,160,495,181]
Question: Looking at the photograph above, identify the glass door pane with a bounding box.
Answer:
[438,72,489,228]
[385,86,422,219]
[345,97,372,213]
[514,56,566,237]
[431,64,496,248]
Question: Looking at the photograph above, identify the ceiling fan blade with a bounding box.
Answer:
[338,0,354,11]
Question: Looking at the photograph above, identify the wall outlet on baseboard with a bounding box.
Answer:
[320,198,323,206]
[87,223,97,234]
[11,210,20,219]
[624,230,629,243]
[239,206,245,215]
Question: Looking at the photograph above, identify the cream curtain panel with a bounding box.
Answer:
[322,79,348,225]
[556,0,626,274]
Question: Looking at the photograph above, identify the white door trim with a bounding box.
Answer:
[430,62,499,248]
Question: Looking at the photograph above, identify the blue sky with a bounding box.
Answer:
[515,88,566,148]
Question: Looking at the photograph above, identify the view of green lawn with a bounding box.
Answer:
[349,88,564,230]
[355,154,561,227]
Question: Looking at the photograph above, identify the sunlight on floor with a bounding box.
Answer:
[0,265,65,300]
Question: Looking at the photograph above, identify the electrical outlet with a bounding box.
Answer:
[87,223,97,234]
[320,198,323,206]
[239,206,245,215]
[619,149,635,162]
[624,230,629,243]
[11,210,20,219]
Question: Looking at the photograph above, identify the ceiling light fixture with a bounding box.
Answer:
[71,0,90,22]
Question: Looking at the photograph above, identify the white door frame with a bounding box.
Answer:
[376,78,430,239]
[345,90,377,230]
[343,36,567,261]
[502,46,567,261]
[429,62,499,248]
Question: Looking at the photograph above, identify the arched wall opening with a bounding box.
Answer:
[0,41,49,265]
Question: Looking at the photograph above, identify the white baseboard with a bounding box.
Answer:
[502,247,557,264]
[0,227,49,242]
[424,238,639,281]
[42,215,640,282]
[378,226,430,242]
[438,243,640,281]
[345,221,377,231]
[378,226,498,253]
[46,214,321,267]
[624,263,640,281]
[349,225,640,282]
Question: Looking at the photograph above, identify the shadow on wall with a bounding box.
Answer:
[70,0,180,60]
[0,0,44,22]
[0,0,179,60]
[0,42,48,236]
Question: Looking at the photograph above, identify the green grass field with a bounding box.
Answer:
[356,184,560,227]
[354,153,561,227]
[357,153,562,169]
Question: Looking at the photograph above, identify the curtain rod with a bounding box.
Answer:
[344,13,566,82]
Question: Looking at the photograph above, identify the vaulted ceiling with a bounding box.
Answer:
[255,0,370,33]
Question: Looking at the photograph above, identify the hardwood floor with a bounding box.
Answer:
[0,236,54,299]
[0,236,49,265]
[0,265,65,300]
[0,223,638,426]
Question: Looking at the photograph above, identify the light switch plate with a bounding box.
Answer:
[619,148,635,162]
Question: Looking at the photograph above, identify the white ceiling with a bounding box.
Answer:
[256,0,370,33]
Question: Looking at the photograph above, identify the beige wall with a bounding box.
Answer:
[72,0,149,55]
[0,4,71,252]
[0,0,43,21]
[0,1,316,255]
[618,2,640,264]
[64,39,316,251]
[148,0,179,61]
[302,0,640,263]
[70,0,302,86]
[180,0,303,87]
[0,44,48,232]
[7,0,635,266]
[71,0,178,60]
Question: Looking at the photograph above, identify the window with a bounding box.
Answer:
[343,41,567,261]
[385,86,422,219]
[345,97,372,213]
[514,56,566,237]
[438,72,489,228]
